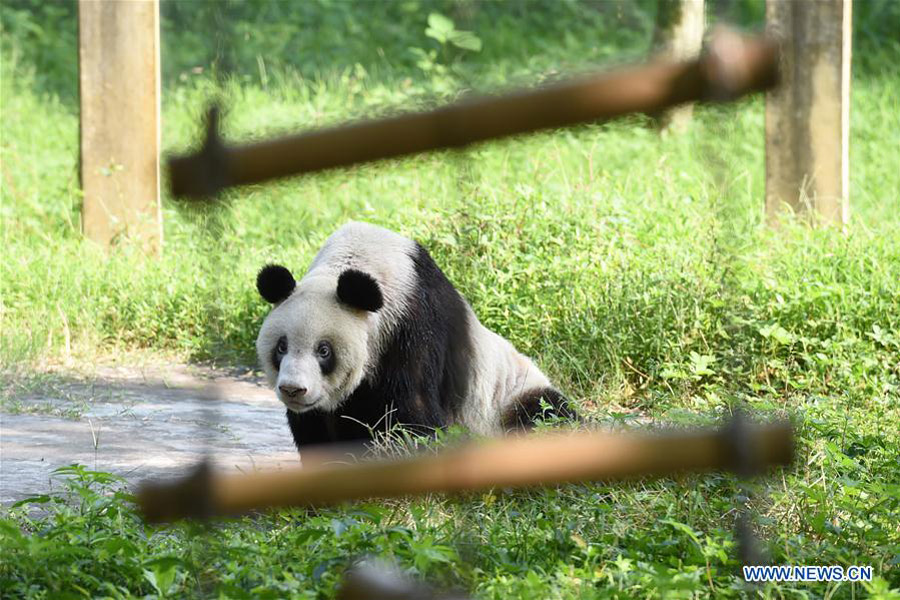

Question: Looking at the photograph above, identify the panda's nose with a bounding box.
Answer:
[279,384,307,398]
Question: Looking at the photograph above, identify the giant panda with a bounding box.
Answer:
[255,221,575,450]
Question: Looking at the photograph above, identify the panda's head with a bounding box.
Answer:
[255,264,384,414]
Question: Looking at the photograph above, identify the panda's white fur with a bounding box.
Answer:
[256,222,572,448]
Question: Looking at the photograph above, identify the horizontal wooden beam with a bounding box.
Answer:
[169,29,778,200]
[138,420,793,522]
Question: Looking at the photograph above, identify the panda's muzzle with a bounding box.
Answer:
[278,384,307,398]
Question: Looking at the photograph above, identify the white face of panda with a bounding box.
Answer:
[255,266,384,414]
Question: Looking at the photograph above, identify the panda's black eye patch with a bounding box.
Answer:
[315,340,335,375]
[272,336,288,371]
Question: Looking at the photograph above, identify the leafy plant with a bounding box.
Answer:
[409,12,483,96]
[425,12,482,52]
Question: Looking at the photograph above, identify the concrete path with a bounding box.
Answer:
[0,364,299,505]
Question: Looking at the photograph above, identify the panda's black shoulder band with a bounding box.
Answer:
[257,264,296,304]
[337,269,383,312]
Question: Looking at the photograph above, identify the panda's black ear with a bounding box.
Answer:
[257,264,296,304]
[337,269,383,312]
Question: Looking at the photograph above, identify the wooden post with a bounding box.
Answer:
[79,0,161,250]
[652,0,705,133]
[765,0,851,227]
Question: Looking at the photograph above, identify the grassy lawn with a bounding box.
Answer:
[2,1,899,598]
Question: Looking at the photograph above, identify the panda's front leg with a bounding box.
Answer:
[286,403,378,452]
[286,409,334,451]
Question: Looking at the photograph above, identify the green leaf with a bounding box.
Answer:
[143,569,163,596]
[661,518,702,548]
[293,527,329,544]
[759,323,793,345]
[426,13,454,35]
[449,30,482,52]
[425,27,446,44]
[143,556,182,597]
[688,351,715,376]
[11,494,54,507]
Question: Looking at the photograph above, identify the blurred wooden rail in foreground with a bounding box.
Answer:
[168,28,778,199]
[138,420,792,523]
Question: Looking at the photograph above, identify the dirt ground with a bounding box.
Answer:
[0,363,299,505]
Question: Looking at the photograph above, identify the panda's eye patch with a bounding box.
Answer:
[315,341,335,375]
[315,341,332,359]
[271,336,288,372]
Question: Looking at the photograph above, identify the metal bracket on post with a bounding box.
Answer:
[726,409,767,568]
[168,105,229,199]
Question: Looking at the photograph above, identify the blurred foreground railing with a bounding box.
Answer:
[138,418,792,523]
[168,28,778,200]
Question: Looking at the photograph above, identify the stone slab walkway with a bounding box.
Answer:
[0,364,298,505]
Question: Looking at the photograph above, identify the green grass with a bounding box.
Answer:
[2,1,900,598]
